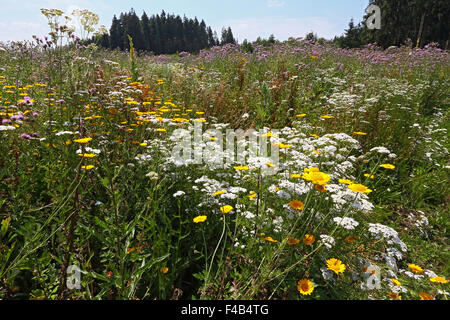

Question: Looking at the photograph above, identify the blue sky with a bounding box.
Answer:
[0,0,369,43]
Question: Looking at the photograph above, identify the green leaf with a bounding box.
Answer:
[1,216,11,238]
[89,271,111,282]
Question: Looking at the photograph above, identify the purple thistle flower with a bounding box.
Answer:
[11,114,24,121]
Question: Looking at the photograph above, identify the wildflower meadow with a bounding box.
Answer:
[0,8,448,301]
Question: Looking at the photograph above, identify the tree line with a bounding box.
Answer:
[335,0,449,49]
[94,9,236,54]
[92,1,448,53]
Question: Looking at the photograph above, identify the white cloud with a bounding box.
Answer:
[0,21,48,42]
[267,0,286,8]
[215,16,341,42]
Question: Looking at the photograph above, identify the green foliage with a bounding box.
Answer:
[103,9,223,54]
[336,0,450,49]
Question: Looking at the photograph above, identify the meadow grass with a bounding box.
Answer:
[0,22,448,300]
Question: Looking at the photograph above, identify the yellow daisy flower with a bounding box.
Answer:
[73,137,92,144]
[220,205,234,214]
[297,279,314,295]
[193,216,207,223]
[326,258,346,275]
[348,184,372,194]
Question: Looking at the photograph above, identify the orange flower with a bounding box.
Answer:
[419,292,434,300]
[297,279,314,295]
[289,200,305,211]
[314,184,327,192]
[345,236,358,243]
[303,234,315,245]
[387,292,402,300]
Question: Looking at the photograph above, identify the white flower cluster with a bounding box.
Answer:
[173,191,185,198]
[76,147,101,154]
[368,223,407,252]
[0,125,15,131]
[319,234,335,249]
[333,217,359,230]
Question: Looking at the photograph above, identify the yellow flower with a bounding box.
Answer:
[321,115,333,119]
[303,234,315,245]
[220,205,234,214]
[364,174,375,179]
[264,236,278,243]
[408,264,423,274]
[391,278,402,286]
[278,143,292,149]
[297,279,314,295]
[78,153,97,158]
[303,168,330,186]
[289,200,304,211]
[212,190,227,196]
[139,142,148,147]
[380,164,395,170]
[193,216,207,223]
[419,292,434,300]
[156,128,167,132]
[161,267,169,274]
[73,137,92,144]
[339,179,353,185]
[290,173,301,179]
[348,184,372,194]
[353,132,367,136]
[81,165,95,170]
[262,132,277,138]
[233,166,249,171]
[248,193,257,200]
[296,113,307,118]
[430,276,449,284]
[326,258,346,275]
